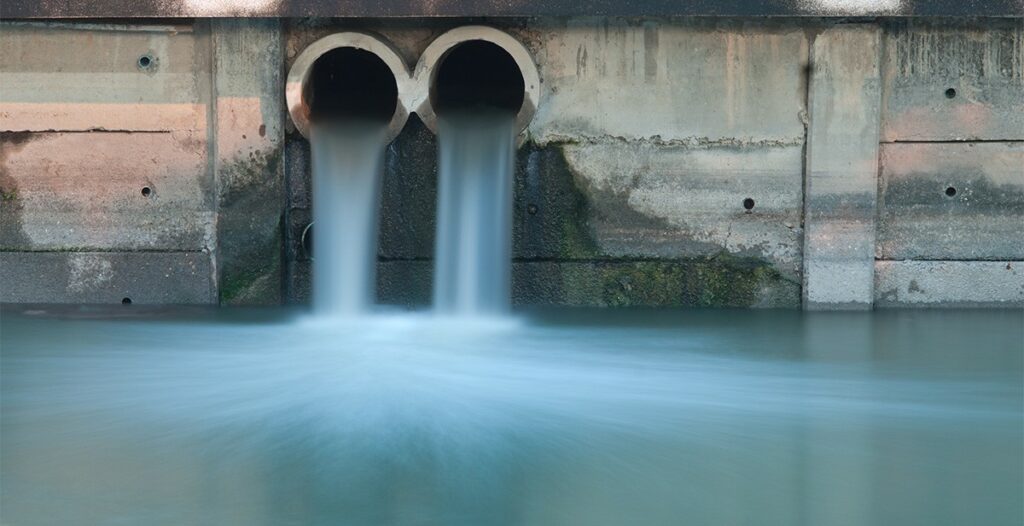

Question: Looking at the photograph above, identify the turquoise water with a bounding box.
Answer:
[1,307,1021,525]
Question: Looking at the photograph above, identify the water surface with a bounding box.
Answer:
[1,307,1021,525]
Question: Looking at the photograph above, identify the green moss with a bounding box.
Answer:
[0,187,17,202]
[559,254,796,308]
[220,220,282,305]
[217,149,284,305]
[219,149,282,208]
[559,210,600,259]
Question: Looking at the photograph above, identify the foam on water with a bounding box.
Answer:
[309,122,388,317]
[433,110,516,316]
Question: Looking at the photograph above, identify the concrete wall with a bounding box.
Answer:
[2,18,1022,308]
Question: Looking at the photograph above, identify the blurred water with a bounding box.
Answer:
[309,122,388,316]
[1,307,1021,526]
[433,111,516,316]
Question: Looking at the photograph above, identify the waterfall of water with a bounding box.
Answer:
[309,122,388,317]
[433,110,517,316]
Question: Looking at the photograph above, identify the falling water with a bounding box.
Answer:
[309,122,388,316]
[433,110,517,316]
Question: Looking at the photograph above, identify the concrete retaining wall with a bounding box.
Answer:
[2,18,1021,308]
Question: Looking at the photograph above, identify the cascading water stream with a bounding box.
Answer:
[310,122,388,317]
[432,110,517,316]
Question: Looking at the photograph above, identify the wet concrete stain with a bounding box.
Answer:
[0,132,34,249]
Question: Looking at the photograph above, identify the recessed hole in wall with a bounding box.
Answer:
[527,204,539,215]
[141,186,152,197]
[138,55,153,69]
[306,47,398,124]
[945,186,957,197]
[433,40,526,114]
[743,197,755,211]
[945,88,956,99]
[121,297,132,305]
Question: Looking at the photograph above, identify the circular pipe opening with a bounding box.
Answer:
[286,33,411,142]
[432,40,525,115]
[414,26,540,137]
[305,47,398,124]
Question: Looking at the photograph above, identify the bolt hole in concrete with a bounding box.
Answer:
[945,186,958,197]
[945,87,957,99]
[137,55,153,69]
[121,297,132,305]
[141,186,152,197]
[306,47,398,123]
[743,197,756,210]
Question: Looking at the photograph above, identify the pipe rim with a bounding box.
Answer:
[413,26,540,137]
[286,32,411,142]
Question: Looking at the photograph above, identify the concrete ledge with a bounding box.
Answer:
[0,251,215,304]
[875,260,1024,308]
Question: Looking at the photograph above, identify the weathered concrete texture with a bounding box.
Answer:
[521,19,810,145]
[0,251,214,304]
[213,19,285,305]
[280,19,811,307]
[875,261,1024,308]
[514,259,798,308]
[378,117,439,260]
[802,25,882,310]
[558,142,805,277]
[0,22,219,305]
[0,22,208,132]
[284,127,804,307]
[288,259,798,309]
[878,142,1024,261]
[1,131,213,251]
[881,19,1024,142]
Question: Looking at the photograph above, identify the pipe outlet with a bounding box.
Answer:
[413,26,540,136]
[286,32,412,142]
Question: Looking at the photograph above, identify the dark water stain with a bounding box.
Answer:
[0,132,34,250]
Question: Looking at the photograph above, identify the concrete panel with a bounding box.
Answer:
[0,131,213,251]
[0,251,214,304]
[878,142,1024,261]
[802,25,883,310]
[875,261,1024,308]
[560,143,805,277]
[881,20,1024,141]
[213,19,285,305]
[0,22,209,132]
[523,19,809,145]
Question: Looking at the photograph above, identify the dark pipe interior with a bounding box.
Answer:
[433,40,525,114]
[306,47,398,123]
